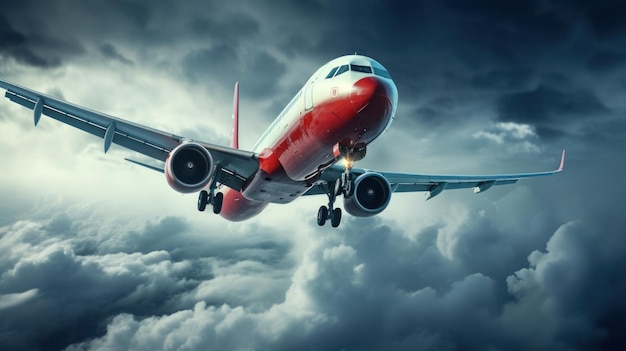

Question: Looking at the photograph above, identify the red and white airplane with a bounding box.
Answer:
[1,55,564,227]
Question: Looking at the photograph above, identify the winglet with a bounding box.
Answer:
[230,82,239,149]
[557,149,565,172]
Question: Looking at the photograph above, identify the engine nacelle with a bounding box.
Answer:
[165,142,214,193]
[343,173,392,217]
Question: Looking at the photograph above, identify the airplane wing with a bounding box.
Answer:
[0,80,259,191]
[305,150,565,199]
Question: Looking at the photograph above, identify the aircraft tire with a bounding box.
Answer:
[198,190,208,212]
[317,206,328,226]
[331,208,342,228]
[213,192,223,214]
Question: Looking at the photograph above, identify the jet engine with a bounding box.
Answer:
[165,142,214,193]
[343,173,392,217]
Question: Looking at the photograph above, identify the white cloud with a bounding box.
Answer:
[0,289,38,310]
[472,122,540,153]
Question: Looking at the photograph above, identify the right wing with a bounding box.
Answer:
[306,150,565,199]
[0,80,259,191]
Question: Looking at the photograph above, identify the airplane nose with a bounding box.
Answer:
[342,76,396,143]
[350,76,391,112]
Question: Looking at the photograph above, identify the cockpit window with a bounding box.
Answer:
[325,67,339,79]
[326,63,382,79]
[350,64,372,74]
[335,65,349,76]
[373,67,391,79]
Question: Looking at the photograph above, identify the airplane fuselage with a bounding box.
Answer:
[220,55,398,221]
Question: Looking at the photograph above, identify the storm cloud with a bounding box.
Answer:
[1,1,625,350]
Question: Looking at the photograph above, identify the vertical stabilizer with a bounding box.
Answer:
[230,82,240,149]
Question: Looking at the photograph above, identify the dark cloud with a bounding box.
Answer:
[0,210,295,350]
[190,12,259,45]
[106,0,153,28]
[587,1,626,42]
[183,45,287,99]
[496,85,610,138]
[470,67,538,93]
[0,15,24,49]
[504,220,626,350]
[25,212,616,351]
[586,50,626,73]
[0,15,69,68]
[100,43,134,65]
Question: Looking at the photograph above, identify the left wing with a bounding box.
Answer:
[0,80,259,191]
[306,150,565,199]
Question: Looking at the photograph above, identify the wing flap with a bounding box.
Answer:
[391,179,517,193]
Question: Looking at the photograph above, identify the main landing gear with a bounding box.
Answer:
[198,184,223,214]
[317,154,358,228]
[317,142,366,227]
[317,177,345,228]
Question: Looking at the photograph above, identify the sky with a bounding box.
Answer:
[0,0,625,350]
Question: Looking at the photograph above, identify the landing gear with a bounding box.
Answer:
[317,204,342,228]
[339,166,354,198]
[197,186,223,215]
[335,141,364,199]
[317,174,346,227]
[316,151,359,228]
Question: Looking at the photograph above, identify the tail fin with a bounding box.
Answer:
[230,82,239,149]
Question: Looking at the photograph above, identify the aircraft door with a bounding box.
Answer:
[304,78,316,110]
[304,81,315,110]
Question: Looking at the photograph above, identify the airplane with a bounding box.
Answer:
[0,54,564,228]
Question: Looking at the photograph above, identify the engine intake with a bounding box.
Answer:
[343,173,392,217]
[165,142,214,193]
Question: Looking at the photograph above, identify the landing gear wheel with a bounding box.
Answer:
[317,206,328,226]
[331,208,342,228]
[198,190,209,212]
[213,192,223,214]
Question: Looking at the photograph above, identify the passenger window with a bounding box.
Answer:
[335,65,349,76]
[325,67,339,79]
